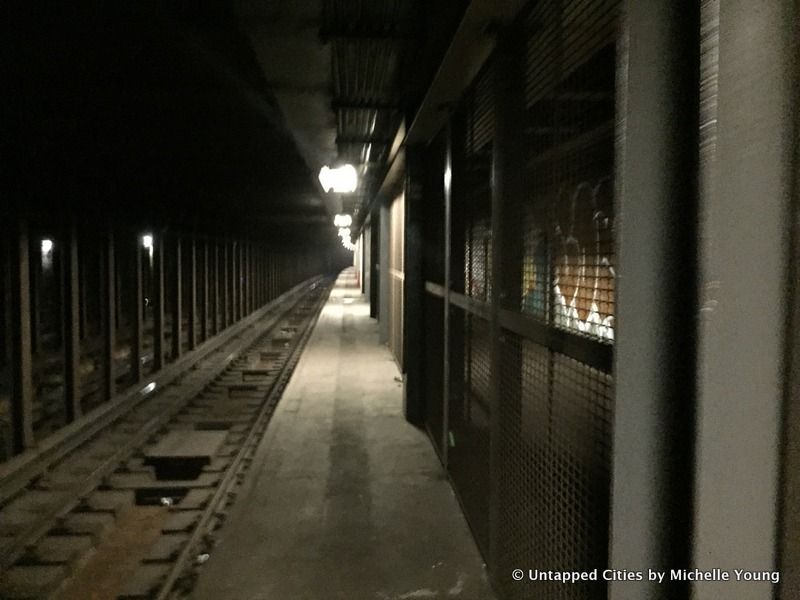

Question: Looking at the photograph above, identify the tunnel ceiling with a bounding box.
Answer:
[9,4,333,243]
[235,0,423,224]
[8,1,463,242]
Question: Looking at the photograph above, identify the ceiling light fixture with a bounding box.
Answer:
[333,214,352,227]
[319,164,358,193]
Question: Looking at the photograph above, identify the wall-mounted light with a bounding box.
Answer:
[142,233,154,260]
[319,164,358,193]
[333,214,353,227]
[41,238,54,270]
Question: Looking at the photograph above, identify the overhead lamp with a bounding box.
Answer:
[333,213,353,227]
[319,164,358,193]
[338,227,351,239]
[142,234,153,249]
[41,239,54,255]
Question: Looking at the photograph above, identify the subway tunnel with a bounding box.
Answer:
[1,1,798,599]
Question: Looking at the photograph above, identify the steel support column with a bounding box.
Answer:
[230,241,238,323]
[441,121,453,472]
[238,241,245,319]
[222,241,229,329]
[369,208,380,318]
[153,233,165,371]
[131,232,143,383]
[255,245,261,308]
[200,239,209,342]
[267,252,274,301]
[64,223,81,422]
[363,225,371,302]
[170,235,182,360]
[692,2,797,599]
[489,25,527,572]
[78,247,87,340]
[379,201,391,344]
[609,2,700,599]
[102,224,116,401]
[29,238,41,356]
[9,217,34,451]
[212,241,220,335]
[187,237,197,350]
[245,242,251,315]
[2,240,12,380]
[403,148,425,424]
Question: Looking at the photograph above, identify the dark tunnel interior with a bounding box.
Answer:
[1,2,799,600]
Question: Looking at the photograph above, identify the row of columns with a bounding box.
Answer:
[3,220,307,456]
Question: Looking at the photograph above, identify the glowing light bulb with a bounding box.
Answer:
[333,213,353,227]
[319,164,358,193]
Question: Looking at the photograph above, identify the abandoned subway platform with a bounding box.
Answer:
[2,2,799,599]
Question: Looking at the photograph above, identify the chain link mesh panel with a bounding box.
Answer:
[493,1,618,597]
[449,306,492,555]
[496,333,613,599]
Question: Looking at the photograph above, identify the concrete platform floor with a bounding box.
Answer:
[191,269,495,600]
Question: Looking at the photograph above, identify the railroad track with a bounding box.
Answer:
[0,277,333,600]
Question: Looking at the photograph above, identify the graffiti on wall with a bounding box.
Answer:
[522,176,615,342]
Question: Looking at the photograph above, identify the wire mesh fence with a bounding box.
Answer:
[418,1,619,597]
